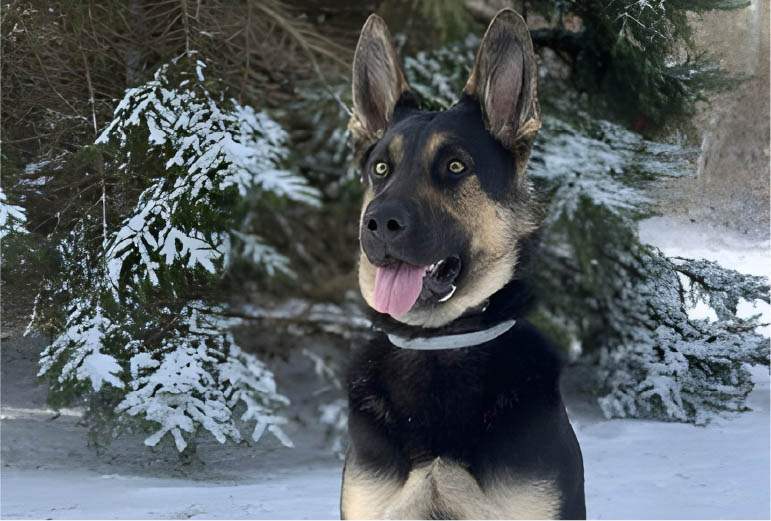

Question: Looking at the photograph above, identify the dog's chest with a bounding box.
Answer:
[341,456,561,520]
[343,331,575,519]
[378,350,492,458]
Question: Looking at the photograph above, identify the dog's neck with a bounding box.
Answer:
[385,318,518,350]
[369,278,535,348]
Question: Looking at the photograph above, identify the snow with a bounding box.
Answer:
[17,175,50,187]
[528,114,697,222]
[1,364,767,519]
[738,298,771,338]
[675,272,721,323]
[639,216,770,278]
[640,215,771,339]
[230,230,294,278]
[576,366,770,519]
[115,308,293,452]
[1,466,341,520]
[77,351,124,392]
[100,59,319,289]
[685,297,719,322]
[38,302,124,392]
[23,159,53,174]
[3,222,769,519]
[0,187,27,238]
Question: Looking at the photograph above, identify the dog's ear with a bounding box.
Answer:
[349,14,409,156]
[463,9,540,156]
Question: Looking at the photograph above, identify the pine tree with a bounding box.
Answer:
[0,187,27,239]
[486,0,748,133]
[404,36,769,424]
[3,1,766,455]
[35,56,317,451]
[1,0,351,455]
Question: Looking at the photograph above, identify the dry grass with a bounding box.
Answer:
[1,0,353,163]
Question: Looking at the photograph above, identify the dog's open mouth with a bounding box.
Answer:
[372,255,462,317]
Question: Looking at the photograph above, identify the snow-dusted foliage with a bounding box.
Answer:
[36,224,130,399]
[406,40,770,424]
[528,108,696,221]
[530,106,768,424]
[37,56,314,452]
[614,0,669,51]
[230,230,293,278]
[319,398,348,455]
[292,85,358,190]
[404,35,479,110]
[563,235,769,424]
[39,299,125,393]
[40,294,293,451]
[98,57,318,287]
[0,187,26,238]
[117,306,291,451]
[301,347,347,456]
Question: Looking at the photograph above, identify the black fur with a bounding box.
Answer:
[346,282,586,519]
[362,94,518,202]
[344,9,585,519]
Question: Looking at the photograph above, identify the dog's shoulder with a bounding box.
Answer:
[488,319,564,383]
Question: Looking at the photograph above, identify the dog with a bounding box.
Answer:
[341,9,586,520]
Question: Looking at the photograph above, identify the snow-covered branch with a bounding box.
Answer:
[0,187,27,238]
[98,59,319,288]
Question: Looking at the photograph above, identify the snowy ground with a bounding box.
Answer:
[573,364,769,519]
[1,217,769,520]
[638,216,770,278]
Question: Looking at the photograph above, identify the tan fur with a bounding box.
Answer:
[422,132,450,163]
[359,251,377,311]
[341,457,561,520]
[389,133,405,165]
[358,175,538,328]
[348,117,379,163]
[359,186,375,224]
[353,10,541,329]
[403,177,535,327]
[359,187,377,309]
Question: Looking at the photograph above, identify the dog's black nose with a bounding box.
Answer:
[361,197,438,265]
[364,199,409,240]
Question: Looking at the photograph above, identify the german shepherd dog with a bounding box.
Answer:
[341,9,586,519]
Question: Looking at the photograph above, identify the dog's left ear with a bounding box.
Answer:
[349,14,410,158]
[463,9,540,156]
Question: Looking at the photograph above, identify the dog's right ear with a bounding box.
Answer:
[349,15,409,158]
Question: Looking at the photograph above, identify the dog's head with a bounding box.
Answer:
[351,9,541,328]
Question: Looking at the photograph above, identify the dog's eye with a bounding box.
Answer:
[373,161,390,177]
[448,160,466,175]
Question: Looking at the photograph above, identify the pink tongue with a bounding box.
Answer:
[373,262,427,317]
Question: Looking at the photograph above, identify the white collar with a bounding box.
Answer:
[386,319,517,351]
